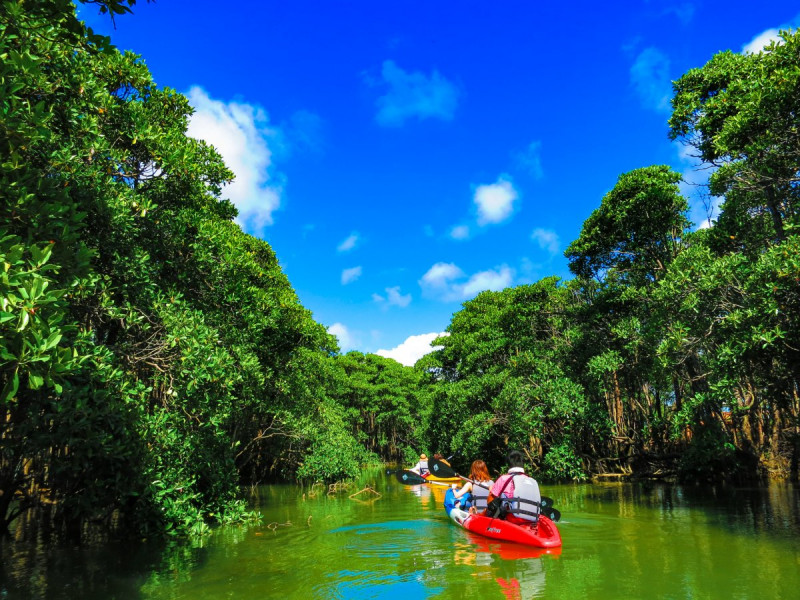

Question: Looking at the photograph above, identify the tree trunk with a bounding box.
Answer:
[765,187,786,243]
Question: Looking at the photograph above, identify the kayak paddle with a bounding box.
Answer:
[394,470,450,486]
[429,458,458,479]
[543,507,562,522]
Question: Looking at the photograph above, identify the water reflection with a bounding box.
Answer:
[451,535,554,599]
[405,482,431,499]
[577,480,800,541]
[2,474,799,599]
[326,520,448,598]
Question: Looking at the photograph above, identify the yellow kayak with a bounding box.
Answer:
[425,473,461,484]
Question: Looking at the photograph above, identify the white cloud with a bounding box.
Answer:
[373,286,412,308]
[514,141,544,179]
[531,228,560,256]
[376,332,449,366]
[689,192,722,231]
[337,232,360,252]
[386,286,411,307]
[341,266,362,285]
[373,60,459,127]
[460,266,514,298]
[474,176,519,225]
[449,225,470,240]
[186,86,282,231]
[630,47,672,113]
[697,217,714,230]
[741,13,800,53]
[328,322,357,352]
[420,262,464,292]
[420,262,513,301]
[742,28,782,54]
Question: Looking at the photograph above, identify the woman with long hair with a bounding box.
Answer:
[452,459,493,512]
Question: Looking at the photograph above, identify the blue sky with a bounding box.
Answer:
[80,1,799,364]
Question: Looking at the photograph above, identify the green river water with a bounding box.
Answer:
[2,470,799,599]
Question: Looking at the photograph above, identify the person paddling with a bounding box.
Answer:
[410,453,429,476]
[484,450,541,525]
[432,453,451,467]
[451,459,493,512]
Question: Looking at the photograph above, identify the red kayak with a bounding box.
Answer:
[445,489,562,548]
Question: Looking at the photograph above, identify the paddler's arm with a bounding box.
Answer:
[452,481,472,499]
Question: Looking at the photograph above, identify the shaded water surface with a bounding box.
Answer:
[2,472,799,599]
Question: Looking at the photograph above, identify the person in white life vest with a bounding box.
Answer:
[484,450,541,525]
[451,459,494,511]
[410,453,429,476]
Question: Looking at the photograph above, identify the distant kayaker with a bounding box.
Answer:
[451,459,493,512]
[410,453,429,476]
[484,450,541,525]
[433,453,451,467]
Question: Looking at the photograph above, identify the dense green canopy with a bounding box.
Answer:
[0,0,423,537]
[2,1,799,539]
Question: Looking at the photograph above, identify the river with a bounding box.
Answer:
[2,470,799,599]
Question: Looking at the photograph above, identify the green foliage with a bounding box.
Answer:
[0,236,76,401]
[0,0,413,538]
[421,281,596,479]
[677,426,738,484]
[5,0,800,544]
[565,165,689,284]
[424,45,800,481]
[542,442,585,481]
[670,30,800,246]
[332,352,425,462]
[296,427,369,483]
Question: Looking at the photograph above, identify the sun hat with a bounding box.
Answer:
[420,453,428,460]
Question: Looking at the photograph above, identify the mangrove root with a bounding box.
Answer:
[265,520,292,532]
[327,481,354,495]
[348,486,381,501]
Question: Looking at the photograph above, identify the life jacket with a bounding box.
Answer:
[418,460,429,476]
[506,474,541,522]
[471,480,493,510]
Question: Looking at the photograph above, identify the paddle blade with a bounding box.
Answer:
[395,470,428,485]
[429,458,457,478]
[541,496,554,509]
[542,507,561,522]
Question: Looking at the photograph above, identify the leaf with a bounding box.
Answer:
[44,332,63,351]
[1,371,19,403]
[17,310,29,331]
[29,373,44,389]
